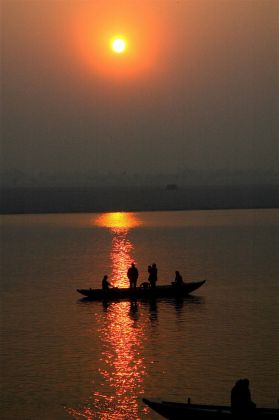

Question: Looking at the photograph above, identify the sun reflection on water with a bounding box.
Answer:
[95,212,141,230]
[95,212,141,288]
[110,230,134,288]
[93,301,147,418]
[69,212,148,418]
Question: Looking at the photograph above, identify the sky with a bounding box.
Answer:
[1,0,278,177]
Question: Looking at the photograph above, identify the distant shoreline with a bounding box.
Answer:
[1,185,278,215]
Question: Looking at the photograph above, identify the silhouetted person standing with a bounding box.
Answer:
[231,379,256,415]
[149,263,158,288]
[127,263,139,288]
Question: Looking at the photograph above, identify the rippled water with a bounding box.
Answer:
[1,209,278,419]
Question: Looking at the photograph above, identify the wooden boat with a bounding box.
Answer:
[77,280,206,301]
[142,398,279,419]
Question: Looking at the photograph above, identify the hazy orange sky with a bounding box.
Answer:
[1,0,278,177]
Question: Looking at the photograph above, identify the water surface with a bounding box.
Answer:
[1,209,278,419]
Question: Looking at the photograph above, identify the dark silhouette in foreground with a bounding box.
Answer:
[231,378,256,416]
[127,262,139,288]
[143,379,278,418]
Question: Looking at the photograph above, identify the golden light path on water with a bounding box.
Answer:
[70,212,148,419]
[95,212,142,288]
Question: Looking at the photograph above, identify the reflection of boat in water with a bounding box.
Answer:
[77,280,206,301]
[143,398,279,419]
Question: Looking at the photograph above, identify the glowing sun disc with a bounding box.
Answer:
[112,38,126,53]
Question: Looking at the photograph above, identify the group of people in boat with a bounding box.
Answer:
[102,262,185,291]
[126,262,159,289]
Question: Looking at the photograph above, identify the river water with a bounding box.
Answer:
[1,209,278,419]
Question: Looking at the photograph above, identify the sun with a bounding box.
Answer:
[111,37,126,54]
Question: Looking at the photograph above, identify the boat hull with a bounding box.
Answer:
[143,398,279,419]
[77,280,206,301]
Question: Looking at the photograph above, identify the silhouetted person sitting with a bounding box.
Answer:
[148,263,158,288]
[172,270,184,286]
[102,275,112,292]
[231,379,256,416]
[127,262,139,288]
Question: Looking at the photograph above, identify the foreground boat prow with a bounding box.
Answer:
[142,398,279,419]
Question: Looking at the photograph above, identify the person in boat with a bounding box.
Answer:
[127,262,139,289]
[102,275,113,292]
[148,263,158,288]
[172,270,184,286]
[231,378,256,415]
